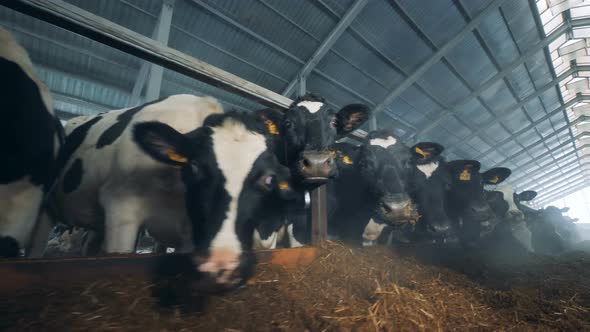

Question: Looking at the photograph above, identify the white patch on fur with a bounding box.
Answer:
[0,178,44,248]
[253,229,278,250]
[287,224,304,248]
[304,191,311,208]
[496,184,519,213]
[362,219,386,241]
[416,161,439,179]
[370,136,397,148]
[511,221,534,252]
[209,120,267,256]
[297,101,324,114]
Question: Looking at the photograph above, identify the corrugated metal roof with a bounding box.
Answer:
[0,0,584,202]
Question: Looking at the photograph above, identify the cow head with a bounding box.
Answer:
[447,163,511,243]
[133,112,294,289]
[488,185,539,226]
[358,130,418,224]
[408,142,452,236]
[260,94,371,185]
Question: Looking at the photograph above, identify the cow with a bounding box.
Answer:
[445,161,511,247]
[326,129,419,245]
[0,28,63,257]
[485,184,537,253]
[44,98,297,292]
[250,94,371,247]
[404,142,453,241]
[132,112,296,288]
[361,141,454,245]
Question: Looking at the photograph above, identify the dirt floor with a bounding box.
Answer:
[2,242,590,332]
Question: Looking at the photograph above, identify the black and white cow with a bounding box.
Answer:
[133,112,295,287]
[445,161,511,247]
[404,142,453,240]
[326,130,419,245]
[45,95,227,256]
[251,94,371,247]
[0,28,63,257]
[47,97,296,288]
[485,184,537,252]
[362,142,456,245]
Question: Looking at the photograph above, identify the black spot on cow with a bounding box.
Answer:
[63,158,83,193]
[0,57,56,187]
[0,236,20,258]
[96,97,166,149]
[56,116,102,173]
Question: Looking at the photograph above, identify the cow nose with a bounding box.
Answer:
[471,204,489,214]
[379,195,419,224]
[195,248,241,285]
[429,221,451,236]
[508,210,524,222]
[299,151,336,181]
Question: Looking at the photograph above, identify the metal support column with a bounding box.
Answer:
[145,0,174,102]
[299,74,328,245]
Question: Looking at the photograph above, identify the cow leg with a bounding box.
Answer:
[101,198,143,254]
[0,179,44,256]
[27,211,54,258]
[81,230,104,256]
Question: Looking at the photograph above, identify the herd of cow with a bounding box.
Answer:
[0,28,586,292]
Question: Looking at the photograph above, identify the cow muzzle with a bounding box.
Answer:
[506,209,525,223]
[299,150,336,183]
[194,248,246,286]
[377,195,420,225]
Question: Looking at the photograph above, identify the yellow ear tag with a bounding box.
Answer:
[167,149,188,164]
[415,146,429,158]
[279,181,289,190]
[459,169,471,181]
[488,175,500,184]
[265,120,279,135]
[342,155,353,165]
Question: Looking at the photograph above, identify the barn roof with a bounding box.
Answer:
[0,0,588,205]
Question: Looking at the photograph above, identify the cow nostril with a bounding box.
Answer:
[302,158,311,168]
[325,158,332,166]
[381,202,392,213]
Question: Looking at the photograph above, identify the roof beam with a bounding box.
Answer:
[282,0,368,96]
[2,0,293,108]
[413,18,590,140]
[537,182,590,206]
[145,0,174,102]
[473,96,586,162]
[514,140,590,185]
[52,92,111,116]
[535,176,588,202]
[446,66,584,156]
[372,0,507,114]
[129,0,175,106]
[535,174,586,198]
[513,158,581,190]
[511,154,582,190]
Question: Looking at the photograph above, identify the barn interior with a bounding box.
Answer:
[2,0,590,331]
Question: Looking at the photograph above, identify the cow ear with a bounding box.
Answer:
[518,190,538,202]
[257,166,296,200]
[133,122,193,167]
[334,150,355,169]
[410,142,444,162]
[254,109,282,136]
[335,104,371,137]
[482,167,511,185]
[560,206,570,213]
